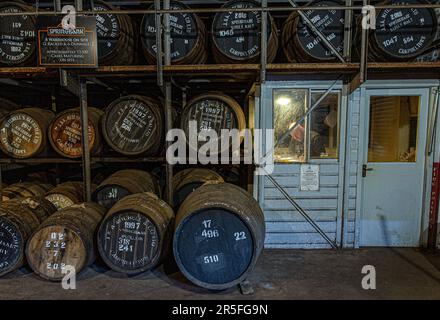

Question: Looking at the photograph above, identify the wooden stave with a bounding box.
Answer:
[26,202,105,281]
[101,95,164,156]
[173,182,265,290]
[2,182,54,202]
[180,92,246,155]
[0,2,37,67]
[97,192,174,274]
[0,108,55,159]
[172,168,225,209]
[0,197,56,277]
[92,169,160,210]
[140,1,207,65]
[211,0,279,64]
[281,0,345,63]
[48,107,103,159]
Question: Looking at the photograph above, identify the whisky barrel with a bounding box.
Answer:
[0,197,56,277]
[45,181,86,210]
[368,0,438,61]
[0,108,55,159]
[140,0,207,65]
[97,192,174,274]
[49,107,103,159]
[282,0,345,62]
[173,168,224,209]
[26,202,105,281]
[92,169,159,210]
[180,93,246,155]
[88,0,136,65]
[212,0,278,64]
[0,2,36,66]
[2,182,54,202]
[102,95,164,156]
[173,183,265,290]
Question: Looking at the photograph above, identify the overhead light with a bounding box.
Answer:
[276,96,291,106]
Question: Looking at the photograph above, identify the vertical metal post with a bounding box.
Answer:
[74,0,83,11]
[359,0,369,83]
[155,0,163,87]
[0,165,3,204]
[163,0,173,206]
[343,0,353,61]
[260,0,268,83]
[79,77,92,202]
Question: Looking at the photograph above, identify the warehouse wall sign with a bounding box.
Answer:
[36,15,98,68]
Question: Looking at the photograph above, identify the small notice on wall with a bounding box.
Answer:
[37,16,98,68]
[300,164,320,191]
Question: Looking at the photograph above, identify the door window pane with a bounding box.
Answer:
[368,96,420,162]
[310,92,340,159]
[273,89,307,163]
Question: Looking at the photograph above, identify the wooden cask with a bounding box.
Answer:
[0,197,56,277]
[49,107,103,159]
[2,182,54,202]
[368,0,438,61]
[92,169,159,210]
[97,192,174,274]
[173,168,224,209]
[102,95,164,156]
[180,93,246,154]
[212,0,278,64]
[140,0,207,65]
[45,181,86,210]
[88,0,136,65]
[0,108,55,159]
[0,2,36,66]
[26,202,105,281]
[282,0,345,62]
[173,182,265,290]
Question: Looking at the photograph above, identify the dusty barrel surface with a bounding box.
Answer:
[26,202,105,281]
[140,0,207,65]
[0,108,55,159]
[180,93,246,154]
[92,169,159,210]
[0,197,56,277]
[89,0,136,65]
[368,0,438,61]
[102,95,164,156]
[212,0,278,64]
[97,192,174,274]
[45,181,86,210]
[0,2,36,66]
[282,0,345,62]
[173,168,224,209]
[2,182,54,202]
[173,183,265,290]
[49,107,103,159]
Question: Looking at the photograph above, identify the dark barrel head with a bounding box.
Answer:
[296,0,344,60]
[373,0,437,59]
[102,96,162,155]
[140,1,199,63]
[0,4,36,66]
[0,217,23,276]
[92,185,131,210]
[174,208,254,289]
[212,0,271,61]
[98,211,160,273]
[90,2,121,61]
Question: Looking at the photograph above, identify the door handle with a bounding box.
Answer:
[362,164,373,177]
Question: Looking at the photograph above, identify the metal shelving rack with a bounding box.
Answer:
[1,0,440,208]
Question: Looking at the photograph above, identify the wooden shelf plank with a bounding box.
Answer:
[0,157,166,164]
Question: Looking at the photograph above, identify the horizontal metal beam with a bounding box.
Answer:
[2,3,440,16]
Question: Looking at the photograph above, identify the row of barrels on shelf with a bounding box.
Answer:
[0,168,264,290]
[0,0,438,66]
[0,92,246,159]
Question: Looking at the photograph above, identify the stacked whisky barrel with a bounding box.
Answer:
[44,181,87,210]
[2,182,54,202]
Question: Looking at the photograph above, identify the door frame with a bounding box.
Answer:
[356,80,439,248]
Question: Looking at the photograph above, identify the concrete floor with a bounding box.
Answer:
[0,248,439,300]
